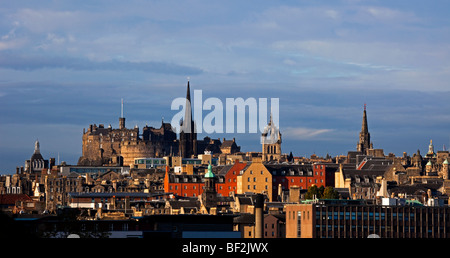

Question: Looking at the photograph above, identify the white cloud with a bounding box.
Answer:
[283,127,334,140]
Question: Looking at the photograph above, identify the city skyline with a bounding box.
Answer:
[2,1,450,173]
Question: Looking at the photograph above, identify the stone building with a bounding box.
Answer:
[236,158,273,201]
[357,104,372,155]
[78,118,177,167]
[25,140,54,174]
[219,138,241,154]
[261,114,282,162]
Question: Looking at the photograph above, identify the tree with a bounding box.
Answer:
[305,185,340,200]
[305,185,323,199]
[322,186,340,199]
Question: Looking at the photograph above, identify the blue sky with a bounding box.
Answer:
[1,0,450,173]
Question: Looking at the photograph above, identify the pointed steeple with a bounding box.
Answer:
[361,103,368,134]
[179,79,197,158]
[357,104,371,154]
[186,80,191,104]
[182,80,193,133]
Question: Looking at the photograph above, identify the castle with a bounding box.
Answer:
[77,81,242,167]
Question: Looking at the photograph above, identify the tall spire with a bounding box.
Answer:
[182,80,193,133]
[357,104,371,154]
[179,79,197,158]
[361,104,368,134]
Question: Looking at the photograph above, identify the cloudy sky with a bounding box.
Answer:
[1,0,450,173]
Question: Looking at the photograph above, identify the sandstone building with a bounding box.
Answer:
[78,115,178,167]
[261,114,282,162]
[78,81,242,167]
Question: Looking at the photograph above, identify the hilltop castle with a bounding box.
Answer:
[78,81,241,167]
[77,118,178,167]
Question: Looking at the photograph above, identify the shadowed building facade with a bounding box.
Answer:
[179,80,197,158]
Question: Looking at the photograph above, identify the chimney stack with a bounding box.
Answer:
[254,194,264,238]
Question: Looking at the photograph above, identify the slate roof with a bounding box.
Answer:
[264,164,314,176]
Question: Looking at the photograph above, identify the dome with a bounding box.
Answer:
[204,163,215,178]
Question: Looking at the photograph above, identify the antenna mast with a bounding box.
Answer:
[121,98,124,118]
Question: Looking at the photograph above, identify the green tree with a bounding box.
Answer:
[305,185,340,200]
[322,186,340,199]
[305,185,321,199]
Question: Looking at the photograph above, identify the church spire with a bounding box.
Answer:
[179,79,197,158]
[361,103,368,133]
[357,104,371,154]
[181,80,193,133]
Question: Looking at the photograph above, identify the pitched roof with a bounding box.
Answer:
[0,194,32,205]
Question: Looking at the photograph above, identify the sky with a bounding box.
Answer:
[1,0,450,173]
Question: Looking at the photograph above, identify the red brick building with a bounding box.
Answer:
[266,163,334,201]
[164,161,335,200]
[163,161,248,198]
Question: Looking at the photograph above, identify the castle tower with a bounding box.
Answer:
[357,104,372,155]
[261,113,282,162]
[179,80,197,158]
